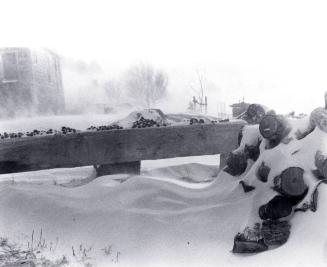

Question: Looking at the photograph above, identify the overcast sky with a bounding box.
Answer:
[1,0,327,114]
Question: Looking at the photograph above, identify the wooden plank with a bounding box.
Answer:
[0,121,246,173]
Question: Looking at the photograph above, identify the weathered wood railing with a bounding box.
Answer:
[0,121,245,176]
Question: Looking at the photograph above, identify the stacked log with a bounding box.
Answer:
[259,167,308,220]
[315,151,327,179]
[257,162,270,183]
[225,152,248,176]
[238,104,267,124]
[233,94,327,254]
[258,195,293,220]
[244,141,261,161]
[259,114,291,144]
[232,232,268,253]
[273,167,308,198]
[261,220,291,246]
[225,138,261,176]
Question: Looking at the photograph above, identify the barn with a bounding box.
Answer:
[0,47,65,118]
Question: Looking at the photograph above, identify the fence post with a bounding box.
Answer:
[219,153,228,170]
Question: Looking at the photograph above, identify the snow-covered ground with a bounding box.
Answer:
[0,114,326,267]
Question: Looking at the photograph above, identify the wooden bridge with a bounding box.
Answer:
[0,121,245,176]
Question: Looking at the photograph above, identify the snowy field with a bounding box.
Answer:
[0,114,326,267]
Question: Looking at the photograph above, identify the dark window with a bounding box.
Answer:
[2,52,18,81]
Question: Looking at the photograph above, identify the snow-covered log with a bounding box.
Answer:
[225,151,248,176]
[274,167,308,197]
[257,162,270,183]
[242,104,267,124]
[261,220,291,246]
[259,114,291,141]
[258,195,293,220]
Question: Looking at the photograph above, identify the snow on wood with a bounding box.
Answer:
[0,121,245,174]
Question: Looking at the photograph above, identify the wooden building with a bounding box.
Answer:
[0,47,65,117]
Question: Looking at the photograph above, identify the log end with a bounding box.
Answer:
[225,152,248,176]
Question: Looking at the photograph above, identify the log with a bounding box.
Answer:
[225,151,248,176]
[315,151,327,179]
[261,220,291,246]
[239,104,266,124]
[309,107,327,133]
[232,233,268,253]
[273,167,308,197]
[245,104,266,124]
[258,195,293,220]
[257,162,270,183]
[259,114,291,141]
[244,141,261,161]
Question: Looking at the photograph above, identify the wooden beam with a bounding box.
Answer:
[0,121,246,174]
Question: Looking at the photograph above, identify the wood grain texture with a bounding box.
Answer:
[0,121,246,173]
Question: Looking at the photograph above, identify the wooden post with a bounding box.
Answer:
[219,153,228,170]
[95,161,141,177]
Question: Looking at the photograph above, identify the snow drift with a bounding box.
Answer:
[0,108,327,267]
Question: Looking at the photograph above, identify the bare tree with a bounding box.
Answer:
[103,79,123,105]
[124,64,168,108]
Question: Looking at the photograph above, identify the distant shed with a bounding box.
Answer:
[0,47,65,117]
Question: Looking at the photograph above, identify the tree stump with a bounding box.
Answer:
[259,114,291,141]
[273,167,308,197]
